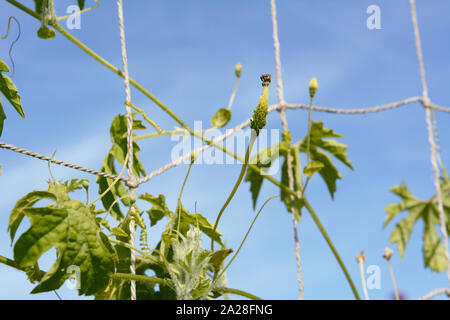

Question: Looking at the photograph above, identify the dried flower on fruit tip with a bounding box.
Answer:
[383,248,393,261]
[309,77,318,99]
[235,62,242,78]
[356,251,366,263]
[250,74,271,136]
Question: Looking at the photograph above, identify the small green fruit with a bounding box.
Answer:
[37,25,56,39]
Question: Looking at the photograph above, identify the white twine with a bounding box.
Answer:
[116,0,137,300]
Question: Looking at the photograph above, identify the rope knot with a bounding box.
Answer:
[126,177,139,189]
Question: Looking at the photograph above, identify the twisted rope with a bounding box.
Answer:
[0,142,126,181]
[116,0,137,300]
[270,0,304,300]
[409,0,450,288]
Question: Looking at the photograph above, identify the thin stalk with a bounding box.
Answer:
[57,0,100,21]
[176,161,194,235]
[134,131,172,141]
[88,152,129,208]
[303,199,361,300]
[5,0,40,19]
[293,146,304,198]
[125,101,163,133]
[388,260,400,300]
[211,131,257,252]
[227,77,241,110]
[305,97,314,166]
[358,259,369,300]
[0,255,61,299]
[222,287,262,300]
[213,195,278,286]
[112,273,167,286]
[108,237,161,266]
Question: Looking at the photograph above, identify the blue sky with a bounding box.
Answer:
[0,0,449,300]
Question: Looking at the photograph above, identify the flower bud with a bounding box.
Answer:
[356,251,366,264]
[235,62,242,78]
[383,247,393,261]
[81,180,89,189]
[309,77,318,99]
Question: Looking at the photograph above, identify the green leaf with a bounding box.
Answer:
[176,205,223,246]
[0,97,6,137]
[140,193,173,226]
[389,204,422,258]
[423,221,447,272]
[209,248,233,272]
[96,153,125,220]
[309,148,341,198]
[385,180,450,272]
[109,114,147,178]
[210,108,231,128]
[303,160,324,178]
[0,59,24,137]
[34,0,45,15]
[280,153,303,220]
[111,227,128,238]
[8,191,57,244]
[78,0,86,10]
[14,206,115,295]
[0,59,9,72]
[245,143,282,209]
[298,121,353,198]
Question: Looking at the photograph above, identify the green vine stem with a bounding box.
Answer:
[112,273,167,286]
[108,237,161,266]
[221,287,261,300]
[134,131,172,141]
[125,101,163,133]
[88,151,129,208]
[211,131,257,252]
[303,199,361,300]
[176,160,194,235]
[0,254,45,280]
